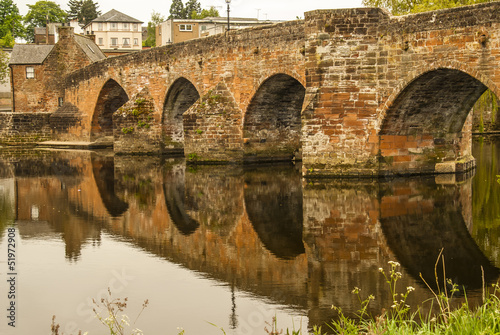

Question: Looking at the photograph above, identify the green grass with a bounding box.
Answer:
[311,255,500,335]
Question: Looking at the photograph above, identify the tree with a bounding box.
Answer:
[169,0,186,19]
[67,0,82,20]
[78,0,100,25]
[191,6,220,19]
[362,0,490,15]
[0,0,25,47]
[143,10,165,47]
[24,1,68,42]
[67,0,100,26]
[0,49,8,84]
[185,0,201,19]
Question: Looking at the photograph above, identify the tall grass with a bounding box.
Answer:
[319,255,500,335]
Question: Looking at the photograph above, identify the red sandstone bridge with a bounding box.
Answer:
[5,3,500,177]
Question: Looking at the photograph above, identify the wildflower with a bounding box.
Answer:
[121,314,130,326]
[368,295,375,301]
[388,260,400,267]
[352,287,360,294]
[407,286,415,292]
[378,267,384,273]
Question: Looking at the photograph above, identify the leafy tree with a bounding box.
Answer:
[67,0,100,26]
[185,0,201,19]
[191,6,220,19]
[0,0,25,47]
[24,1,68,42]
[362,0,490,15]
[143,10,165,47]
[0,49,8,84]
[169,0,186,19]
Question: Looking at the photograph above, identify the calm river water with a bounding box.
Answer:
[0,138,499,334]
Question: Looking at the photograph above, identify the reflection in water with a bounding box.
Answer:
[0,144,499,333]
[380,178,499,291]
[244,165,305,259]
[163,164,200,235]
[92,154,129,217]
[472,138,500,266]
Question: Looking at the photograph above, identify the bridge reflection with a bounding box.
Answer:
[0,150,498,328]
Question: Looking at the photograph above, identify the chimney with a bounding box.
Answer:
[57,26,75,40]
[86,34,96,42]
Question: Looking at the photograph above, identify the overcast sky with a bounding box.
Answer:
[16,0,364,24]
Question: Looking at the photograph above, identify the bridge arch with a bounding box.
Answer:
[162,77,201,153]
[377,62,500,174]
[91,78,129,142]
[243,73,306,162]
[379,61,500,134]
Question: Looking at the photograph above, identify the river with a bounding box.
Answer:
[0,137,499,334]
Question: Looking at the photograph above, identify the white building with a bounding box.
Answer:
[83,9,143,55]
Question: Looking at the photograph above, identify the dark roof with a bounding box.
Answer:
[9,44,54,65]
[74,34,106,62]
[90,9,143,24]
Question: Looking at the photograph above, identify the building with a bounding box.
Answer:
[34,21,84,45]
[83,9,143,56]
[156,17,276,46]
[9,26,106,114]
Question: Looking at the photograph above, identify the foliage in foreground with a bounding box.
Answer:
[361,0,493,16]
[257,257,500,335]
[51,256,500,335]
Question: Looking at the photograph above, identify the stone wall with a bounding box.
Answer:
[0,112,52,144]
[113,88,162,154]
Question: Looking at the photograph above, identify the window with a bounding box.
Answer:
[179,24,192,31]
[133,24,138,31]
[133,38,138,46]
[98,22,103,31]
[111,22,117,31]
[201,25,207,31]
[122,38,130,46]
[58,97,64,107]
[123,23,129,30]
[111,38,118,46]
[26,66,35,79]
[98,37,103,45]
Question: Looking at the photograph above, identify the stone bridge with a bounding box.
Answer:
[20,3,500,176]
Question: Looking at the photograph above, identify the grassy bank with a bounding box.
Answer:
[315,260,500,335]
